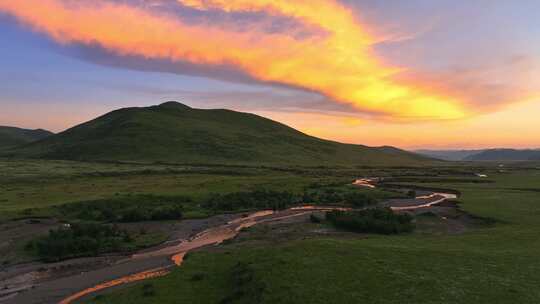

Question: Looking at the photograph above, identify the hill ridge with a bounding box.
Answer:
[0,126,53,150]
[4,103,432,166]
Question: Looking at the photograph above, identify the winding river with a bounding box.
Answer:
[4,179,458,304]
[58,209,319,303]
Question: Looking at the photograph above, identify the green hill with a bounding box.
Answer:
[5,102,432,166]
[0,126,53,150]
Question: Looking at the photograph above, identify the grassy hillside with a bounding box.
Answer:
[0,126,52,150]
[6,102,431,166]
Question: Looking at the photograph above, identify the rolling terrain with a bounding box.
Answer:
[5,102,431,166]
[0,126,53,150]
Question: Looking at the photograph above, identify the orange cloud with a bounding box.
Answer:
[0,0,468,119]
[257,95,540,149]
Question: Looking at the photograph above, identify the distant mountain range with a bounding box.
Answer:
[464,149,540,161]
[0,126,53,150]
[414,150,483,161]
[416,149,540,161]
[2,102,432,166]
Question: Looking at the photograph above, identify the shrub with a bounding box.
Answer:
[141,283,156,297]
[191,273,206,281]
[92,295,105,301]
[149,205,183,221]
[310,214,322,223]
[57,195,188,222]
[220,262,265,304]
[302,186,378,207]
[202,190,301,212]
[26,223,132,262]
[326,208,414,234]
[343,192,377,207]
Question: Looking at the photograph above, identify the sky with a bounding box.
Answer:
[0,0,539,149]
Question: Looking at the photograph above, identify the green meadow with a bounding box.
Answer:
[0,159,307,219]
[85,168,540,304]
[2,158,539,303]
[0,158,405,223]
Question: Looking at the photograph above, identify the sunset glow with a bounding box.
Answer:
[0,0,469,119]
[3,3,540,303]
[0,0,538,148]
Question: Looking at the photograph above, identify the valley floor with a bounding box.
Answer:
[0,159,539,303]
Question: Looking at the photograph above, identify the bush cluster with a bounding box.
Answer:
[202,190,301,211]
[119,205,183,222]
[26,223,132,262]
[220,262,265,304]
[303,188,377,207]
[58,195,189,222]
[326,208,414,234]
[141,283,156,297]
[310,214,322,223]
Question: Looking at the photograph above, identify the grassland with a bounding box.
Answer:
[0,158,410,267]
[0,158,405,221]
[0,160,294,219]
[2,157,539,303]
[84,167,540,304]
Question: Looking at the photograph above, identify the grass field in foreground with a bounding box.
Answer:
[0,159,310,220]
[0,159,408,221]
[0,158,406,265]
[88,169,540,304]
